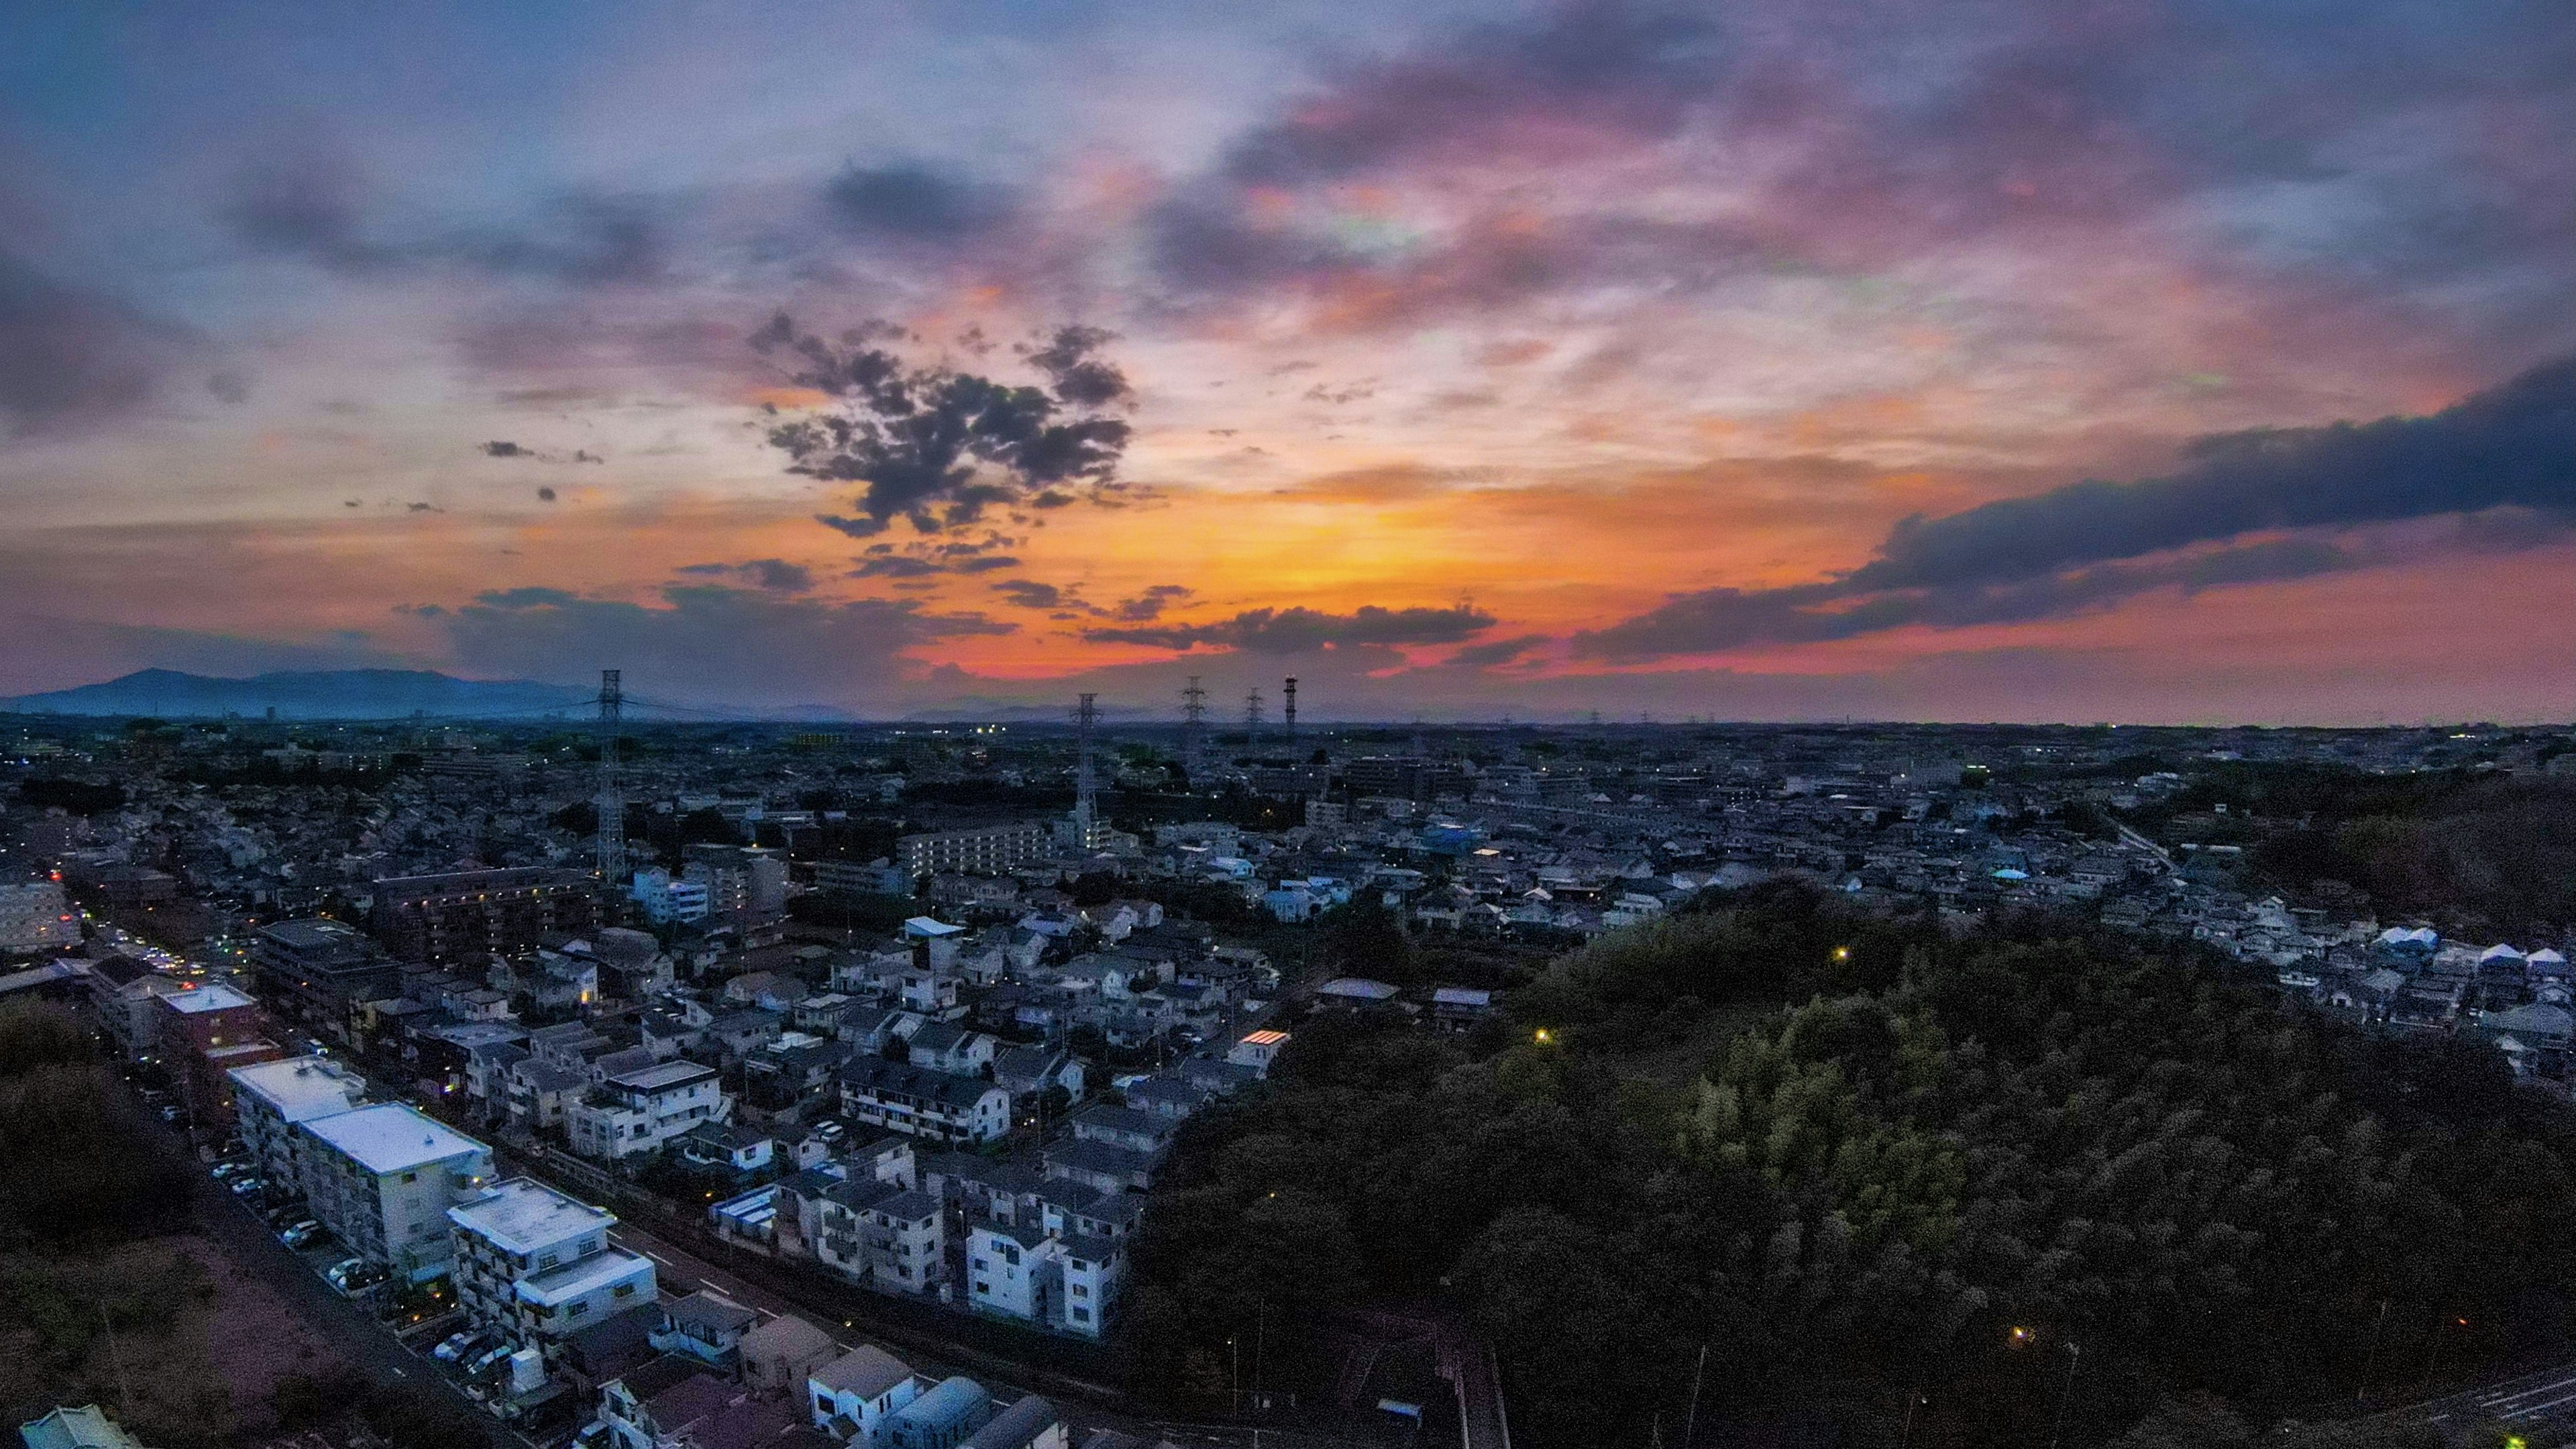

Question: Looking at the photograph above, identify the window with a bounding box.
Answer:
[973,1281,989,1295]
[1071,1283,1088,1297]
[1072,1307,1089,1322]
[568,1300,590,1317]
[400,1171,418,1184]
[613,1283,636,1299]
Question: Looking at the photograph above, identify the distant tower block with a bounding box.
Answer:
[1244,688,1265,745]
[1181,676,1207,777]
[594,669,624,882]
[1073,692,1099,847]
[1283,677,1298,743]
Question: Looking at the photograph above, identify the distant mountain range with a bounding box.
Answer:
[0,669,600,720]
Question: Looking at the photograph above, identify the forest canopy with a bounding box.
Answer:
[1127,890,2576,1448]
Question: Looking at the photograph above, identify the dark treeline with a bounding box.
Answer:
[1126,888,2570,1448]
[0,1003,196,1244]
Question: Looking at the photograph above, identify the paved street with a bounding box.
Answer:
[2416,1361,2576,1443]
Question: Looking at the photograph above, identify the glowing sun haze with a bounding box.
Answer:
[2,0,2569,722]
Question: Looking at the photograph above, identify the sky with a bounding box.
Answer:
[1,0,2569,723]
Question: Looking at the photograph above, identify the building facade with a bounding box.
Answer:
[294,1102,494,1281]
[368,867,600,965]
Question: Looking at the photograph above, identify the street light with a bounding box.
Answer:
[1532,1028,1553,1045]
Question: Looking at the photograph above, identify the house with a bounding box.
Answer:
[905,1022,998,1078]
[1068,1104,1174,1156]
[808,1344,924,1444]
[1429,987,1495,1031]
[991,1048,1083,1105]
[740,1313,838,1398]
[18,1406,145,1449]
[1044,1138,1159,1195]
[959,1398,1065,1449]
[651,1289,759,1368]
[1224,1029,1290,1074]
[888,1377,991,1449]
[677,1120,777,1177]
[568,1061,731,1161]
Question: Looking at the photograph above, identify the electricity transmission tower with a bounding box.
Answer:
[594,669,623,883]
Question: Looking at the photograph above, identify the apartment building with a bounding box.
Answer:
[837,1057,1010,1146]
[294,1102,494,1281]
[229,1055,368,1183]
[896,824,1049,878]
[153,981,282,1126]
[250,919,401,1044]
[961,1223,1118,1340]
[813,1181,947,1298]
[367,866,600,966]
[567,1060,729,1161]
[447,1177,657,1364]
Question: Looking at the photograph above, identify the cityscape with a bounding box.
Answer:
[1,3,2571,1449]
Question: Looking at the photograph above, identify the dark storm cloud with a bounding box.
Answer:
[429,583,1013,710]
[225,155,665,287]
[0,252,194,435]
[824,163,1018,244]
[1087,602,1497,653]
[755,313,1134,537]
[1442,634,1548,668]
[990,580,1069,610]
[1576,358,2576,661]
[1143,0,2573,331]
[1110,585,1193,621]
[676,559,814,592]
[1847,355,2574,592]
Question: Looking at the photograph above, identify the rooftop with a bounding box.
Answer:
[299,1102,488,1176]
[810,1344,912,1399]
[608,1059,720,1093]
[227,1057,367,1122]
[449,1177,617,1255]
[160,981,258,1014]
[516,1245,654,1308]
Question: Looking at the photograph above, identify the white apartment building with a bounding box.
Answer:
[568,1060,729,1160]
[837,1059,1009,1146]
[447,1177,657,1364]
[630,869,710,925]
[294,1102,494,1281]
[229,1055,368,1183]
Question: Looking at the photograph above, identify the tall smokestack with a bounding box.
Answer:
[1283,677,1298,743]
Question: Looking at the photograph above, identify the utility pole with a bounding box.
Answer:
[2047,1341,2082,1449]
[1682,1341,1707,1449]
[594,669,623,885]
[1181,676,1206,780]
[1073,693,1098,851]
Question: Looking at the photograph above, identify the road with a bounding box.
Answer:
[2414,1361,2576,1443]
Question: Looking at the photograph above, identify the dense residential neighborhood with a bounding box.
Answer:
[6,713,2573,1449]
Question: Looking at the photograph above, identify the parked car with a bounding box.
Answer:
[466,1345,513,1376]
[210,1161,252,1181]
[228,1176,265,1197]
[433,1332,486,1363]
[280,1220,325,1248]
[326,1259,388,1295]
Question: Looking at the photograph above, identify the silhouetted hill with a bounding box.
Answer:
[0,668,595,720]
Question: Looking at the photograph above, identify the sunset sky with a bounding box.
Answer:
[3,0,2569,722]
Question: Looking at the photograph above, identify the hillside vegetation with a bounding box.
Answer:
[1127,890,2575,1448]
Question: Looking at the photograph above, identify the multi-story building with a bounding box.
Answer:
[567,1060,729,1160]
[229,1055,368,1183]
[838,1058,1010,1146]
[249,919,401,1044]
[896,824,1049,878]
[962,1222,1121,1340]
[447,1177,656,1365]
[294,1102,494,1281]
[630,869,710,926]
[681,845,789,917]
[812,859,911,897]
[87,955,176,1058]
[0,879,77,953]
[367,867,600,965]
[154,981,283,1126]
[812,1180,947,1298]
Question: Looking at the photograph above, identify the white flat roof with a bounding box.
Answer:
[448,1177,617,1256]
[162,981,258,1014]
[299,1102,488,1176]
[514,1246,655,1308]
[228,1057,366,1122]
